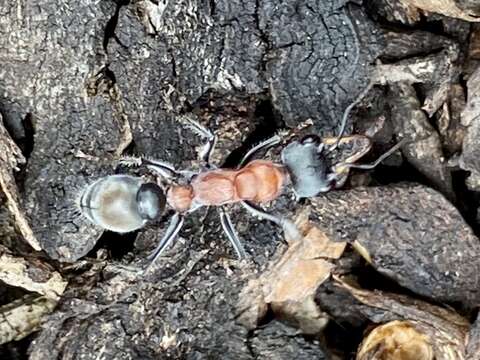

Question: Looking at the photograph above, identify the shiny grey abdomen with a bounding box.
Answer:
[79,175,146,233]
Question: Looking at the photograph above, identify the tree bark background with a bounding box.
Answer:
[2,0,480,359]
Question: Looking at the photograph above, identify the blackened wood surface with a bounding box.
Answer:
[307,184,480,309]
[1,0,480,359]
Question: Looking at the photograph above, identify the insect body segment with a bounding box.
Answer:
[176,160,287,210]
[281,135,333,197]
[141,128,293,268]
[282,134,404,198]
[78,175,165,233]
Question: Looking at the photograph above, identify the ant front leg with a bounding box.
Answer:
[323,135,373,165]
[326,136,405,188]
[180,115,217,168]
[238,135,282,168]
[322,135,373,187]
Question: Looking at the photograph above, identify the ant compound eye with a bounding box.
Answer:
[136,183,166,221]
[300,134,321,145]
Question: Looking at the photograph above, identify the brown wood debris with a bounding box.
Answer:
[0,245,67,301]
[238,208,346,334]
[0,295,57,345]
[399,0,480,21]
[0,115,41,251]
[336,277,470,360]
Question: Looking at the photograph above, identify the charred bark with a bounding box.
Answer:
[2,0,480,359]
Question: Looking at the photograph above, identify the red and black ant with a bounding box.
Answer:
[79,110,403,269]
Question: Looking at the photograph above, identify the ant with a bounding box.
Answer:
[78,112,403,269]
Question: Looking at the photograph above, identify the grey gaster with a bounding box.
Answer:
[79,175,165,233]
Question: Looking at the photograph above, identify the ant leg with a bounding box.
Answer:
[119,156,180,179]
[330,139,405,188]
[326,171,349,190]
[240,201,302,242]
[218,207,247,259]
[337,139,405,171]
[145,212,185,270]
[180,115,217,167]
[238,135,282,168]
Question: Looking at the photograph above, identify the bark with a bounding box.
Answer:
[400,0,480,21]
[0,116,40,252]
[0,295,57,345]
[460,66,480,191]
[238,210,346,334]
[304,184,480,309]
[0,245,66,301]
[466,313,480,360]
[1,0,480,359]
[388,83,454,198]
[336,278,469,359]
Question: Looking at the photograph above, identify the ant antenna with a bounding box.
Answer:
[341,138,406,171]
[330,82,374,152]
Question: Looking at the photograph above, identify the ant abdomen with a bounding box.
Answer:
[78,175,165,233]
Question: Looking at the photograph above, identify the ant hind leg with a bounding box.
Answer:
[218,207,247,259]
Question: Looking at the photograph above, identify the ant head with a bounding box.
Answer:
[136,183,166,221]
[281,135,333,198]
